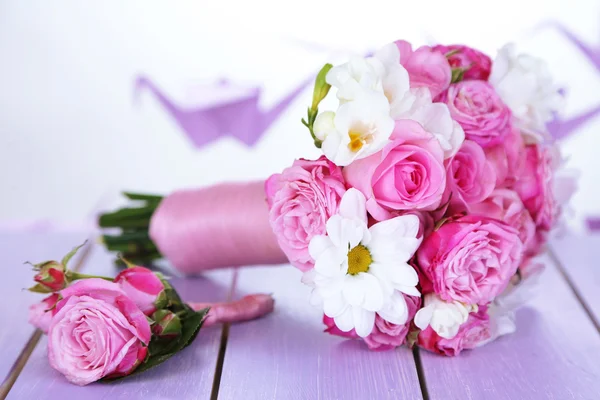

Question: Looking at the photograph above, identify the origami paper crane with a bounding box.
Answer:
[134,76,313,147]
[540,22,600,140]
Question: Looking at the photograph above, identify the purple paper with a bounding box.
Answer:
[135,76,312,147]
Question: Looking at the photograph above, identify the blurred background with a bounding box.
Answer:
[0,0,598,232]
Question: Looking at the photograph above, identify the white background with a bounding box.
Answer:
[1,1,599,231]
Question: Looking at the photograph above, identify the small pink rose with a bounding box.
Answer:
[440,80,512,148]
[418,306,491,356]
[28,293,60,333]
[469,189,537,256]
[446,140,496,209]
[48,279,151,385]
[344,120,446,221]
[363,295,421,351]
[417,215,523,305]
[432,44,492,81]
[484,126,525,188]
[514,144,557,232]
[114,266,166,316]
[395,40,452,98]
[266,156,346,272]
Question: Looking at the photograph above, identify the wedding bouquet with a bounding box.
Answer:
[27,244,274,385]
[265,41,576,354]
[99,39,576,356]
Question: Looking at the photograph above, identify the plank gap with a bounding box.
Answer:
[210,268,239,400]
[412,347,430,400]
[548,246,600,334]
[0,240,94,400]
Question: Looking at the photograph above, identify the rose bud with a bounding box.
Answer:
[28,293,60,333]
[114,266,167,316]
[152,310,182,338]
[32,261,66,292]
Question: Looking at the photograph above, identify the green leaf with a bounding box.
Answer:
[102,307,209,382]
[122,192,163,202]
[27,283,53,294]
[61,242,87,268]
[450,64,473,84]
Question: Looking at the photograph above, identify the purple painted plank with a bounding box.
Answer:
[218,266,423,400]
[550,234,600,325]
[419,254,600,400]
[7,244,234,400]
[0,232,90,381]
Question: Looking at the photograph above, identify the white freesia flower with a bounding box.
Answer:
[403,88,465,159]
[313,92,394,166]
[327,43,415,115]
[490,43,563,143]
[414,293,476,339]
[304,188,422,337]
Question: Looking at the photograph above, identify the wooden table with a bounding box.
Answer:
[1,232,599,400]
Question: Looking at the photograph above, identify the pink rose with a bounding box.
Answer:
[323,294,421,351]
[363,295,421,351]
[485,126,525,188]
[418,306,491,356]
[28,293,60,333]
[114,266,166,315]
[432,45,492,81]
[469,189,537,256]
[265,156,346,271]
[417,215,523,305]
[395,40,451,98]
[48,279,151,385]
[513,145,557,231]
[344,120,446,221]
[446,140,496,209]
[440,80,512,148]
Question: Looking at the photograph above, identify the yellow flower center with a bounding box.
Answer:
[347,244,372,275]
[347,128,374,153]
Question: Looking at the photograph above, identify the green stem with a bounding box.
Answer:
[67,271,114,282]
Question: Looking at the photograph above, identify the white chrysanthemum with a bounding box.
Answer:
[303,189,422,337]
[313,92,394,166]
[490,43,563,143]
[414,293,476,339]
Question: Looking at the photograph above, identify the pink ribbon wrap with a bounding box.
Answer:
[149,181,287,274]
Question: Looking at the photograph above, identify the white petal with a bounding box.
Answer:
[308,235,332,261]
[368,215,422,263]
[414,305,434,330]
[396,284,421,297]
[313,111,336,141]
[342,275,366,307]
[374,42,401,69]
[308,289,323,306]
[301,269,317,287]
[339,188,368,224]
[323,292,347,318]
[313,246,345,277]
[361,273,385,311]
[333,308,354,332]
[325,215,344,247]
[378,291,409,325]
[352,308,376,337]
[321,131,342,164]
